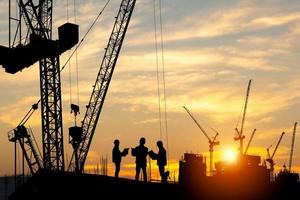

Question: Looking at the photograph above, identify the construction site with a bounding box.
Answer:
[0,0,299,200]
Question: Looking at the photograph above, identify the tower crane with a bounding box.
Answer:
[1,0,79,171]
[234,79,252,155]
[244,129,256,154]
[68,0,137,173]
[183,106,220,176]
[266,132,285,177]
[288,122,297,172]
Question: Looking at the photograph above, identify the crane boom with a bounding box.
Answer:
[212,132,219,143]
[183,106,211,142]
[68,0,137,172]
[271,132,285,159]
[240,79,252,136]
[183,106,219,176]
[244,129,256,154]
[289,122,297,172]
[8,125,42,174]
[235,79,251,154]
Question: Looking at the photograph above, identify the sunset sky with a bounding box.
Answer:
[0,0,300,179]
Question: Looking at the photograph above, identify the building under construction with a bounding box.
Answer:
[0,0,299,200]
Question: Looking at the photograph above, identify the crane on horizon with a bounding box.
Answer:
[288,122,297,172]
[266,131,285,179]
[244,128,257,155]
[183,106,220,177]
[234,79,252,155]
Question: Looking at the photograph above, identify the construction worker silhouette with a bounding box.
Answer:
[131,137,148,182]
[112,139,129,178]
[149,141,168,183]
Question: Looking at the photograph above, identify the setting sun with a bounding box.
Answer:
[223,149,237,163]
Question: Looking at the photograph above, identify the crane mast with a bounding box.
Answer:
[68,0,137,173]
[18,0,64,171]
[288,122,297,172]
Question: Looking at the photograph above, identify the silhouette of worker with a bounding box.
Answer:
[112,139,129,178]
[149,141,168,183]
[131,137,148,182]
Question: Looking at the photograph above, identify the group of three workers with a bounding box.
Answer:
[112,137,168,183]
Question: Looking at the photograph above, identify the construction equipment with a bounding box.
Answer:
[8,104,42,174]
[266,132,285,175]
[183,106,220,176]
[288,122,297,172]
[2,0,79,171]
[68,0,137,173]
[234,79,252,155]
[244,129,256,154]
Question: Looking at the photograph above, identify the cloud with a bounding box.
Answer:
[165,2,300,41]
[0,96,40,127]
[250,12,300,27]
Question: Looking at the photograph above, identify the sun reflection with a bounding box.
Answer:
[223,148,237,163]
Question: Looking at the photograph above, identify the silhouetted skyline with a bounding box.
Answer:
[0,0,299,178]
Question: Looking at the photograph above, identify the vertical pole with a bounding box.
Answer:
[22,150,25,183]
[9,0,11,47]
[19,0,22,44]
[210,149,213,176]
[148,156,152,181]
[14,142,17,190]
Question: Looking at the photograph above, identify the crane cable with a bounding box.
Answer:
[74,0,80,106]
[158,0,170,168]
[153,0,163,140]
[18,0,111,124]
[153,0,170,168]
[61,0,111,71]
[66,0,73,106]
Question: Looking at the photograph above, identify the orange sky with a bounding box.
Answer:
[0,0,300,178]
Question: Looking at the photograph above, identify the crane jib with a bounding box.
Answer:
[68,0,137,173]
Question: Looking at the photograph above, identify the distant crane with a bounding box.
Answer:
[266,132,285,177]
[288,122,297,172]
[244,129,256,154]
[234,79,252,155]
[68,0,137,173]
[183,106,220,176]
